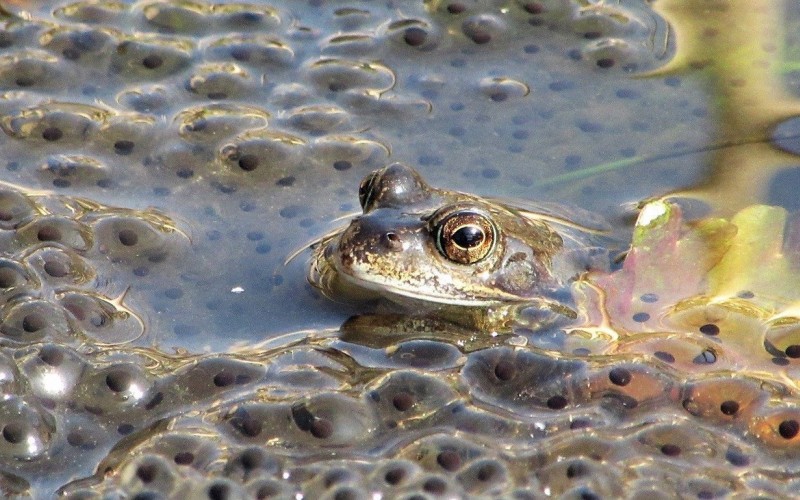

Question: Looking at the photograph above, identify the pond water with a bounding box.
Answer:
[0,0,799,498]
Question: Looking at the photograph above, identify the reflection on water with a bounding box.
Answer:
[0,0,798,497]
[652,0,800,214]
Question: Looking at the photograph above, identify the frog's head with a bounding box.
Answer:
[309,163,599,321]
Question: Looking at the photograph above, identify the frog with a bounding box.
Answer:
[308,163,615,332]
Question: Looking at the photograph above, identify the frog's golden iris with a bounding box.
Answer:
[432,209,496,265]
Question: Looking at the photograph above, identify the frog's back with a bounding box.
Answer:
[492,196,618,275]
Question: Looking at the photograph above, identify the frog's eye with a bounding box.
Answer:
[357,164,428,211]
[435,211,497,264]
[358,171,379,211]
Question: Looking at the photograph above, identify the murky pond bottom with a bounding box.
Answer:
[1,0,799,497]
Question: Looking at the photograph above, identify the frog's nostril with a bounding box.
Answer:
[382,232,402,251]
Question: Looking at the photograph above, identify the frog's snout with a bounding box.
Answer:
[339,214,411,257]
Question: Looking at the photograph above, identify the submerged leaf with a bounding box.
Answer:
[707,205,799,306]
[590,200,736,332]
[577,202,800,385]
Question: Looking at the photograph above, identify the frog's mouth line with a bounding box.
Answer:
[337,269,519,307]
[309,240,529,308]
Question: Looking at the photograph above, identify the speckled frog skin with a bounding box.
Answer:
[310,163,611,328]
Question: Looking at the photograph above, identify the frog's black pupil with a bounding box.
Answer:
[452,225,484,248]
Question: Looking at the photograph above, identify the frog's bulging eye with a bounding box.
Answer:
[435,211,497,264]
[357,164,429,212]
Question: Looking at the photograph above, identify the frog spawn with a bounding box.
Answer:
[4,286,800,496]
[0,186,185,495]
[31,336,798,499]
[0,0,676,196]
[0,186,189,349]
